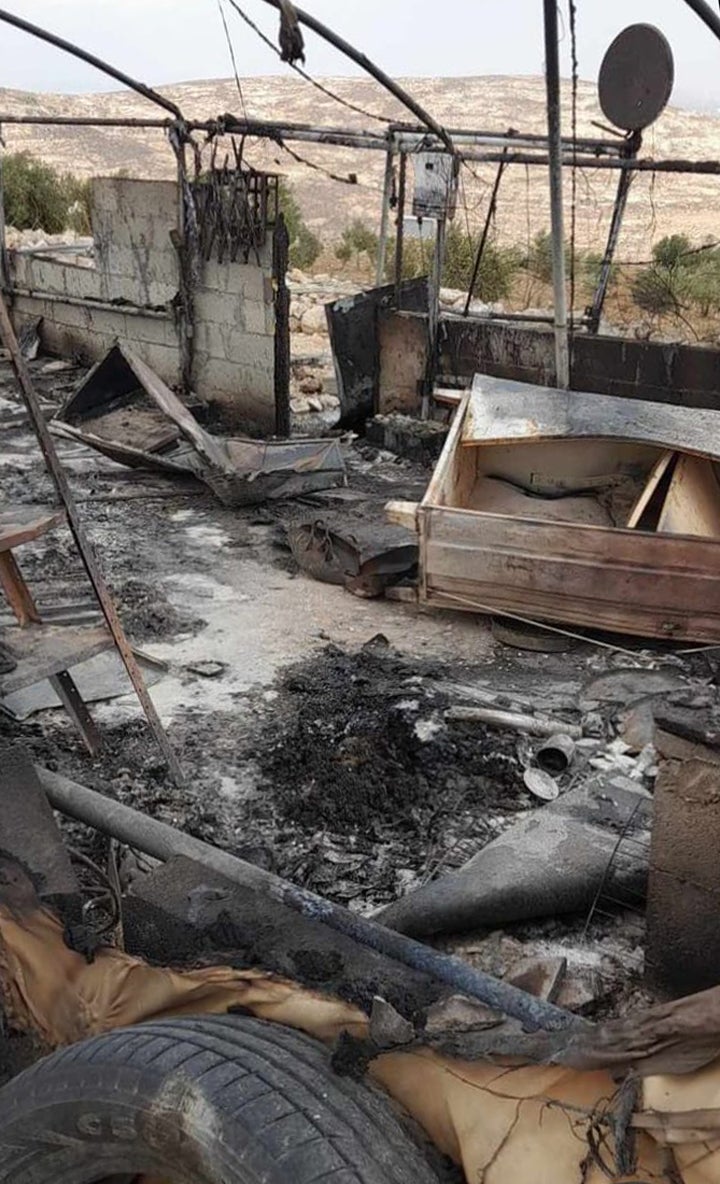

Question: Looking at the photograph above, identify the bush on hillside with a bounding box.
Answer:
[386,224,520,303]
[335,219,378,266]
[4,152,72,234]
[278,181,321,271]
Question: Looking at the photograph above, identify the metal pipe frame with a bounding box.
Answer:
[376,148,394,285]
[0,7,182,118]
[251,0,455,153]
[543,0,570,389]
[0,114,623,155]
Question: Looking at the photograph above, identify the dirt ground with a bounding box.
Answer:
[0,353,710,1029]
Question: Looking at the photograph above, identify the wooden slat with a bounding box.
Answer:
[422,505,720,643]
[385,500,420,532]
[0,506,65,552]
[0,624,115,694]
[422,394,469,509]
[434,388,464,407]
[0,551,41,626]
[464,374,720,460]
[627,451,676,528]
[657,454,720,538]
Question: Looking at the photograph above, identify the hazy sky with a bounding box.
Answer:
[3,0,720,108]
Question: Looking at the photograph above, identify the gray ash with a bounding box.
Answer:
[259,644,521,839]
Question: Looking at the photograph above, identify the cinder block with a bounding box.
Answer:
[62,266,103,301]
[8,253,32,287]
[92,178,120,214]
[204,327,273,369]
[243,297,275,336]
[194,352,274,431]
[224,262,267,301]
[24,257,67,295]
[113,178,177,224]
[104,273,176,308]
[130,315,179,349]
[195,289,244,329]
[129,341,181,386]
[46,300,94,331]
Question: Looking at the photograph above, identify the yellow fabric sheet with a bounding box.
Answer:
[0,900,709,1184]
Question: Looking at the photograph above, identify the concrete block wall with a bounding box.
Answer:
[197,256,275,433]
[9,176,276,434]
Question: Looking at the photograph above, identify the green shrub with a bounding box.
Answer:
[386,224,520,303]
[631,266,685,315]
[2,152,96,235]
[278,181,321,271]
[685,251,720,316]
[335,219,378,265]
[63,175,93,235]
[652,234,695,271]
[4,152,70,233]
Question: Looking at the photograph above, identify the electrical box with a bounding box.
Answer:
[411,152,458,221]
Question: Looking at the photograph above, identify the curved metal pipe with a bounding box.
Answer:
[246,0,454,153]
[682,0,720,43]
[0,6,182,119]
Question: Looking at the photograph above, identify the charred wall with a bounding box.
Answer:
[438,315,720,411]
[9,177,276,434]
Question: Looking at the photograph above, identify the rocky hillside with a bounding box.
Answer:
[1,74,719,254]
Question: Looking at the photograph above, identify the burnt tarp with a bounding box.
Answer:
[327,278,428,427]
[53,344,346,506]
[287,512,418,596]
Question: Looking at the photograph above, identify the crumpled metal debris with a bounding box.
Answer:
[53,344,346,506]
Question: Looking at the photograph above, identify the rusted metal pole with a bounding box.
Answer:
[462,154,507,318]
[586,170,634,334]
[38,763,583,1034]
[273,212,291,437]
[0,291,185,786]
[0,127,8,293]
[376,147,394,287]
[0,8,182,119]
[458,151,720,173]
[543,0,570,390]
[422,215,446,418]
[394,152,407,310]
[0,113,623,157]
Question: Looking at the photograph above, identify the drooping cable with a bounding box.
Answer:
[216,0,248,119]
[226,0,396,125]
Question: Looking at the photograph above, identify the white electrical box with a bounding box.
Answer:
[411,152,457,220]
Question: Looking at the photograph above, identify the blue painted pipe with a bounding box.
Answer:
[39,765,585,1034]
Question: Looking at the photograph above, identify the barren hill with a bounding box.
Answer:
[1,74,719,255]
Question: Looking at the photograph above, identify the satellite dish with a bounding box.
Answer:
[598,24,675,132]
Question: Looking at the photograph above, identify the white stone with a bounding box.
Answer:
[300,305,328,336]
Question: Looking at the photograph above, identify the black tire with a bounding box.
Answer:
[0,1015,442,1184]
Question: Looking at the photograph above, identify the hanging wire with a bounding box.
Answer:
[225,0,397,125]
[271,138,361,185]
[216,0,248,119]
